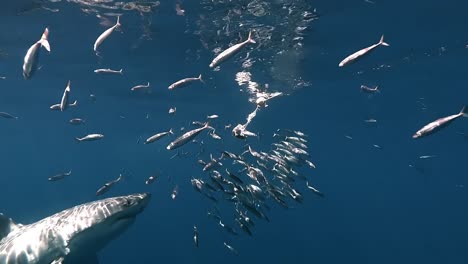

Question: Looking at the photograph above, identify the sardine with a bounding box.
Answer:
[0,112,19,119]
[75,133,104,142]
[23,27,50,79]
[306,181,325,198]
[96,174,123,196]
[130,82,150,91]
[339,35,389,67]
[209,31,256,68]
[193,226,199,248]
[219,220,238,236]
[60,80,71,112]
[93,16,121,54]
[166,122,210,150]
[94,68,123,75]
[144,129,173,144]
[360,85,380,93]
[235,218,252,236]
[69,118,85,125]
[413,106,468,139]
[171,185,179,200]
[48,170,72,181]
[168,74,203,90]
[223,242,238,255]
[191,178,204,192]
[145,175,157,185]
[226,169,244,184]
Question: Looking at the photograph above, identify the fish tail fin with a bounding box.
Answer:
[169,128,174,135]
[379,35,390,47]
[461,106,468,117]
[66,80,71,91]
[71,100,78,107]
[147,82,150,87]
[39,27,51,52]
[247,31,256,44]
[75,137,82,142]
[116,16,121,27]
[198,74,205,84]
[119,69,123,74]
[203,121,212,130]
[95,51,103,59]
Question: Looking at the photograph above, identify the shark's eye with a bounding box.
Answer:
[123,199,132,207]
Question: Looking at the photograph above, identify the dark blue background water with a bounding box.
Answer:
[1,0,467,263]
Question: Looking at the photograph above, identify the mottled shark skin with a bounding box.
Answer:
[0,193,151,264]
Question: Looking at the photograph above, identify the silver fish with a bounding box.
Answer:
[175,3,185,16]
[235,218,252,236]
[191,178,204,192]
[75,133,104,142]
[96,174,123,196]
[168,74,203,90]
[60,80,71,111]
[219,220,238,236]
[166,123,210,150]
[419,155,436,159]
[209,31,256,68]
[144,129,173,144]
[209,131,222,140]
[360,85,380,93]
[94,68,123,75]
[69,118,85,125]
[413,106,468,139]
[223,242,238,254]
[306,181,325,198]
[94,16,121,54]
[193,226,199,248]
[23,27,50,79]
[130,82,150,91]
[48,170,72,181]
[0,112,18,119]
[171,185,179,200]
[203,154,222,172]
[145,175,157,185]
[339,35,389,67]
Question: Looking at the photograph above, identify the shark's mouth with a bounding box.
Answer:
[114,215,136,223]
[109,193,150,225]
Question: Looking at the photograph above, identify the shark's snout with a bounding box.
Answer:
[121,192,151,217]
[135,192,151,210]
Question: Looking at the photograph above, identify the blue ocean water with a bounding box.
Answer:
[1,0,467,263]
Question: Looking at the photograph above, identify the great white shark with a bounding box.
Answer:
[0,193,151,264]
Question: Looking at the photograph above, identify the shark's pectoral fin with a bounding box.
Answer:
[62,254,99,264]
[0,213,22,240]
